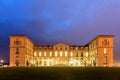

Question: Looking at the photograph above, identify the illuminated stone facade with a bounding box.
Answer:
[9,35,114,67]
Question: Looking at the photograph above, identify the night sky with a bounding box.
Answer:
[0,0,120,64]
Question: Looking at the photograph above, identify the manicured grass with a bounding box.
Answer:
[0,67,120,80]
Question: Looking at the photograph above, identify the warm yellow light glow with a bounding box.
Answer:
[86,61,88,63]
[44,52,46,57]
[34,52,36,56]
[69,60,73,64]
[65,51,68,57]
[55,51,57,57]
[86,52,88,57]
[50,52,52,57]
[104,48,107,54]
[39,52,41,56]
[60,51,62,57]
[70,52,73,57]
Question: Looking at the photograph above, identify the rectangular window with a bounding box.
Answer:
[104,48,107,54]
[34,52,36,56]
[65,51,68,57]
[81,52,83,57]
[39,52,41,57]
[16,48,19,54]
[86,52,88,57]
[16,59,20,66]
[60,51,62,57]
[76,52,78,57]
[16,41,19,45]
[70,52,73,57]
[55,51,57,57]
[50,52,52,57]
[44,52,46,57]
[76,47,78,50]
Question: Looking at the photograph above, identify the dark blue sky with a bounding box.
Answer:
[0,0,120,64]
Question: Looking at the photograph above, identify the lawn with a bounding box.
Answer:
[0,67,120,80]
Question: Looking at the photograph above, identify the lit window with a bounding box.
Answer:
[65,51,68,57]
[39,52,41,57]
[86,52,88,57]
[76,47,78,50]
[44,52,46,57]
[50,52,52,57]
[60,51,62,57]
[34,52,36,57]
[104,48,107,54]
[55,51,57,57]
[70,52,73,57]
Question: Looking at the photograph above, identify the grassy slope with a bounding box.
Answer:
[0,67,120,80]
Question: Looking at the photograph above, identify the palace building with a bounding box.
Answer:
[9,35,114,67]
